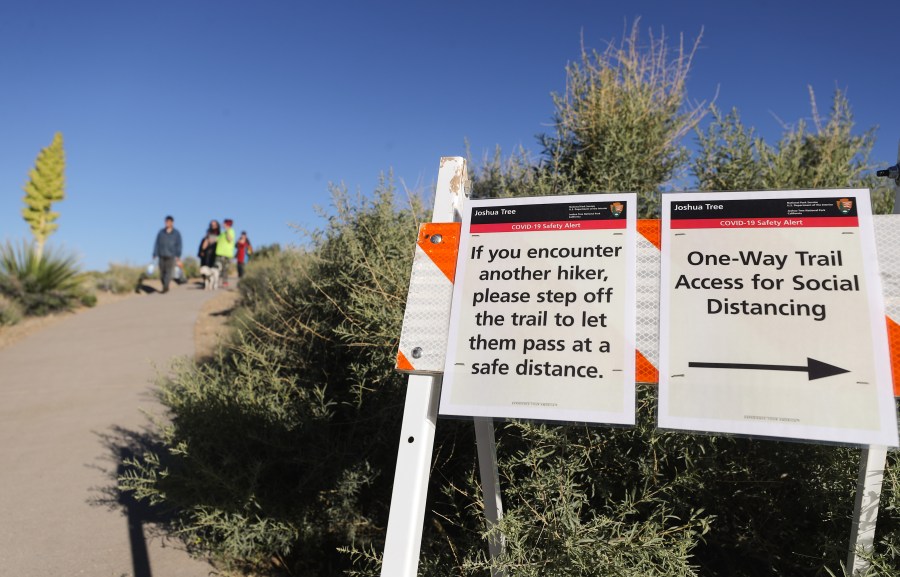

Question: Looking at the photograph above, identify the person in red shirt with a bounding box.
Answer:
[236,231,253,279]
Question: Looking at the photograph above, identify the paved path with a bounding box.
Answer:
[0,284,219,577]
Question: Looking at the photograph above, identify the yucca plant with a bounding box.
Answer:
[21,132,66,262]
[0,240,93,316]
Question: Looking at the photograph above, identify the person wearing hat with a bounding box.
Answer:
[152,215,183,293]
[215,218,236,286]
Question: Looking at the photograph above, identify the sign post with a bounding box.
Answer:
[847,444,889,575]
[381,158,466,577]
[474,416,505,575]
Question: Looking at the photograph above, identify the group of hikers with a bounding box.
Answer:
[151,215,253,293]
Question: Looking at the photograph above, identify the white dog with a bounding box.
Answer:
[199,265,220,290]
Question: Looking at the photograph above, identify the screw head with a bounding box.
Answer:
[411,347,423,359]
[429,234,443,244]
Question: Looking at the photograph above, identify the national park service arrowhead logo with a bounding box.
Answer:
[836,198,853,214]
[610,202,624,217]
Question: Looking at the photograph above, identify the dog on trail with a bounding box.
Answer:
[199,264,220,290]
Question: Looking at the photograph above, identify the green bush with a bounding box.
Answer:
[95,264,145,294]
[251,243,282,261]
[0,294,23,326]
[453,397,710,577]
[181,256,200,279]
[864,451,900,577]
[0,240,93,316]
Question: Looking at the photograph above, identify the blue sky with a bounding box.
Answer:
[1,0,898,271]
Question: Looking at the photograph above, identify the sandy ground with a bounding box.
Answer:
[0,291,132,350]
[0,278,224,576]
[193,284,241,359]
[0,278,245,577]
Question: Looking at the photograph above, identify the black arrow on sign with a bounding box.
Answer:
[688,357,849,381]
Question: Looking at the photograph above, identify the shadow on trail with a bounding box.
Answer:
[89,425,206,577]
[209,307,235,317]
[133,276,199,294]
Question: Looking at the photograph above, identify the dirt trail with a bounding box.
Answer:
[0,283,226,576]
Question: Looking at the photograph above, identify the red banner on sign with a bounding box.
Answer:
[471,220,627,234]
[670,217,858,229]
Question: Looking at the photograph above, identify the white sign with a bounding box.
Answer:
[440,194,637,424]
[659,190,899,446]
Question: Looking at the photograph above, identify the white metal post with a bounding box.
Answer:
[847,445,888,576]
[380,157,466,577]
[380,374,443,576]
[474,417,506,577]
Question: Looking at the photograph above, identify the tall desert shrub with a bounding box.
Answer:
[693,89,891,213]
[472,21,708,219]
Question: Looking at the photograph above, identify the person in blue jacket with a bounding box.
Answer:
[152,215,183,293]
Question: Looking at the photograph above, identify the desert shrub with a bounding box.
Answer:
[95,264,144,294]
[251,243,282,260]
[862,448,900,577]
[416,394,887,577]
[229,247,309,309]
[454,390,711,577]
[181,256,200,279]
[692,89,879,194]
[693,89,890,210]
[78,291,97,307]
[471,21,708,219]
[0,240,93,316]
[0,294,24,326]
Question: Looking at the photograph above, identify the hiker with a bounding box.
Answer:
[198,219,220,268]
[215,218,236,286]
[152,215,183,294]
[236,231,253,278]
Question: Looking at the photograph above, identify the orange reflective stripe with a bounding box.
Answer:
[418,223,461,283]
[636,349,659,384]
[885,316,900,397]
[396,350,415,372]
[637,219,661,250]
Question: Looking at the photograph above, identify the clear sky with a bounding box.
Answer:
[1,0,898,271]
